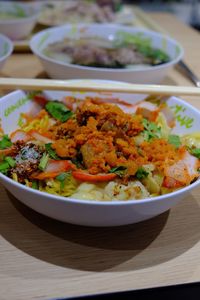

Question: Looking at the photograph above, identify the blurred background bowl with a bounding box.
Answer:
[37,0,134,27]
[0,33,13,70]
[0,1,39,40]
[30,23,183,84]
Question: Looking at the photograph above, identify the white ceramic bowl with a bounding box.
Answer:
[0,33,13,70]
[30,24,183,84]
[0,79,199,227]
[0,1,39,40]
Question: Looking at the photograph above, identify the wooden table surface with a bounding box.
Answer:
[1,12,200,300]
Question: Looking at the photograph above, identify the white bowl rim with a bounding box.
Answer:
[0,33,13,61]
[30,23,184,73]
[0,88,199,207]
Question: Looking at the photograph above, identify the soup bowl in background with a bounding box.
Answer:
[0,1,39,40]
[30,24,183,84]
[0,80,199,227]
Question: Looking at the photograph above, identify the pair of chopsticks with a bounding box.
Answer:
[0,77,200,96]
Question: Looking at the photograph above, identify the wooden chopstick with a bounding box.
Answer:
[0,77,200,96]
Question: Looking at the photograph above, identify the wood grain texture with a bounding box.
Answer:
[1,12,200,300]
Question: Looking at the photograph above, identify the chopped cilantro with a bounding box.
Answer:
[135,167,149,179]
[168,135,181,148]
[142,118,161,141]
[0,135,12,150]
[45,143,59,160]
[190,148,200,159]
[109,166,127,177]
[45,101,73,122]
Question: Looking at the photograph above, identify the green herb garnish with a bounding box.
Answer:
[168,134,181,148]
[0,161,10,174]
[32,180,39,190]
[0,155,15,174]
[109,166,127,177]
[56,172,70,190]
[142,118,161,141]
[0,135,12,150]
[45,101,73,122]
[38,153,49,171]
[5,156,16,168]
[45,143,59,160]
[190,148,200,159]
[140,47,169,65]
[56,172,68,181]
[114,31,170,65]
[135,167,149,180]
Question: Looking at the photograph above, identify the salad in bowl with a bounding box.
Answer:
[0,80,199,226]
